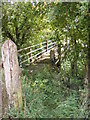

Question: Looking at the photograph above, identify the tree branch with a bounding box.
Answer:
[20,26,31,45]
[5,31,15,43]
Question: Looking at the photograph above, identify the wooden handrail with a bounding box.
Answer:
[18,42,44,52]
[20,43,55,65]
[18,40,54,52]
[20,49,46,64]
[18,39,57,66]
[19,44,46,58]
[19,42,55,58]
[19,39,72,66]
[48,42,55,47]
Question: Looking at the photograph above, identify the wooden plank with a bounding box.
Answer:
[20,45,46,58]
[46,40,48,52]
[18,41,47,53]
[20,44,55,65]
[18,40,54,53]
[20,49,46,64]
[48,42,55,47]
[29,47,32,62]
[18,46,31,52]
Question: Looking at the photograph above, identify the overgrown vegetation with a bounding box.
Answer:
[1,1,90,118]
[7,60,89,118]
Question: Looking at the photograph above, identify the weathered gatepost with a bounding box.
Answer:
[1,40,23,111]
[0,78,2,118]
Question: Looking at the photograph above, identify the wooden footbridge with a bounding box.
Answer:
[17,39,68,67]
[18,40,58,67]
[0,39,69,114]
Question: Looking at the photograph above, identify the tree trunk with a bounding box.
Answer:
[87,2,90,110]
[58,42,61,71]
[71,35,78,77]
[74,37,78,77]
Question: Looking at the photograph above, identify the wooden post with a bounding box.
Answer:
[29,47,32,62]
[0,78,2,118]
[46,40,48,52]
[50,50,55,65]
[0,60,8,117]
[54,42,57,53]
[1,40,23,110]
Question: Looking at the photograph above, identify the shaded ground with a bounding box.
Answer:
[24,58,58,75]
[7,58,89,118]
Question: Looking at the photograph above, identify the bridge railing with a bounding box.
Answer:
[18,40,57,66]
[0,39,71,114]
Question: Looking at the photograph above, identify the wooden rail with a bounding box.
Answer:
[18,40,57,66]
[18,39,71,67]
[0,39,72,113]
[18,40,54,52]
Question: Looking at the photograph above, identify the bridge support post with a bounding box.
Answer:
[29,47,32,63]
[50,50,55,65]
[1,40,23,111]
[46,40,48,52]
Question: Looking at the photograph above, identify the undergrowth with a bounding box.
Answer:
[7,61,89,118]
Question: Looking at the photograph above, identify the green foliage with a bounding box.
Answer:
[2,2,51,49]
[7,63,89,118]
[2,1,89,118]
[2,2,89,71]
[54,90,88,118]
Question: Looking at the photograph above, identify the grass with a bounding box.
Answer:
[7,60,89,118]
